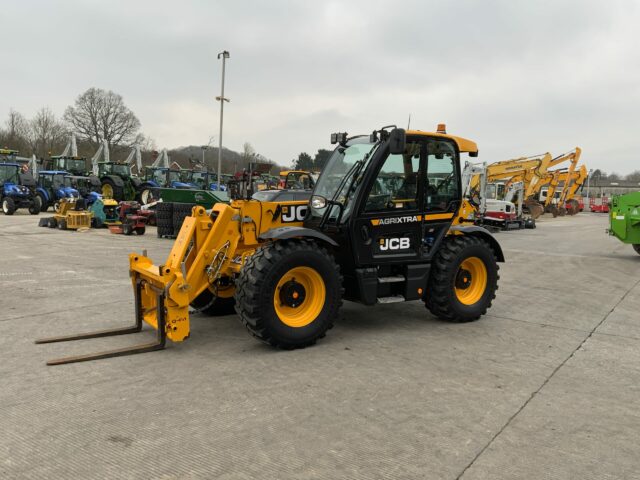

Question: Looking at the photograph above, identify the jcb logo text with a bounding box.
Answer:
[282,205,308,223]
[379,238,411,251]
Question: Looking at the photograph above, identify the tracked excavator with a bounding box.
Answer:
[541,165,588,216]
[37,125,504,365]
[466,153,553,219]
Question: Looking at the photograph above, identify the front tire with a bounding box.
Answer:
[235,239,342,349]
[2,197,16,215]
[425,235,499,322]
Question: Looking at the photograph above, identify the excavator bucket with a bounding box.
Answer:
[525,201,544,219]
[566,199,580,215]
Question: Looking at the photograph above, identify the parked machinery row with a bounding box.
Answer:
[462,147,588,229]
[37,197,154,235]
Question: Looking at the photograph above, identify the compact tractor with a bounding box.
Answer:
[37,126,504,365]
[0,162,41,215]
[36,171,80,212]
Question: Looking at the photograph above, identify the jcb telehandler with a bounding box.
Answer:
[37,126,504,365]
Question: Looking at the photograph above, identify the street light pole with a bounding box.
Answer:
[587,168,593,201]
[216,50,230,190]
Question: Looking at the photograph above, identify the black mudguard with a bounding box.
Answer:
[259,226,338,246]
[449,225,505,262]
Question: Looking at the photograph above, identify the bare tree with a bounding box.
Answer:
[0,109,30,151]
[240,142,255,171]
[27,107,68,158]
[64,88,141,148]
[625,170,640,182]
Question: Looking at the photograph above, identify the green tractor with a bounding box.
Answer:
[47,155,88,176]
[97,162,141,201]
[609,192,640,255]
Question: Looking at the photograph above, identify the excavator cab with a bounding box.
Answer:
[37,125,504,365]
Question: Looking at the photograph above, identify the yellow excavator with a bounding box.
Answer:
[468,152,553,219]
[37,125,505,365]
[541,165,588,216]
[501,147,582,217]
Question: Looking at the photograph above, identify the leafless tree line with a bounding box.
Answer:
[0,88,147,159]
[1,87,285,174]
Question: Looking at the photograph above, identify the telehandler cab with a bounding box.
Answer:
[37,125,504,365]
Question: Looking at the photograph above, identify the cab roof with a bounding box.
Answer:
[406,129,478,154]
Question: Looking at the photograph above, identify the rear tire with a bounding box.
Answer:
[102,178,124,201]
[2,197,16,215]
[38,193,48,212]
[135,226,145,235]
[425,235,499,322]
[48,217,57,228]
[122,223,133,235]
[57,218,67,230]
[29,196,42,215]
[235,239,342,349]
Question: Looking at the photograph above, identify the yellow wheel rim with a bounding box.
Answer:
[102,183,113,198]
[455,257,488,305]
[274,266,325,328]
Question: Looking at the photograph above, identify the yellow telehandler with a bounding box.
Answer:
[37,126,504,365]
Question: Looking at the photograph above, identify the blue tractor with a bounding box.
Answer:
[36,171,80,212]
[137,167,198,204]
[0,162,42,215]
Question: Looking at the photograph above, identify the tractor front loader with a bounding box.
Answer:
[37,125,504,365]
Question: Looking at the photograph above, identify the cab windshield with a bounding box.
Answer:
[52,174,66,189]
[66,159,86,172]
[311,137,379,222]
[102,163,130,176]
[168,170,181,183]
[0,165,19,183]
[190,172,208,188]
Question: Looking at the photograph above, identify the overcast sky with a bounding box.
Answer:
[2,0,639,173]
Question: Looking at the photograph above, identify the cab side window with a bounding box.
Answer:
[425,141,459,212]
[364,142,421,212]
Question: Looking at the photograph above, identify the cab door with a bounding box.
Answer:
[420,138,461,260]
[351,140,425,266]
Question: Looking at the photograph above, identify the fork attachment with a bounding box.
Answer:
[35,280,167,366]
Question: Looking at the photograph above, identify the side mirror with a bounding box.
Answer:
[388,128,406,155]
